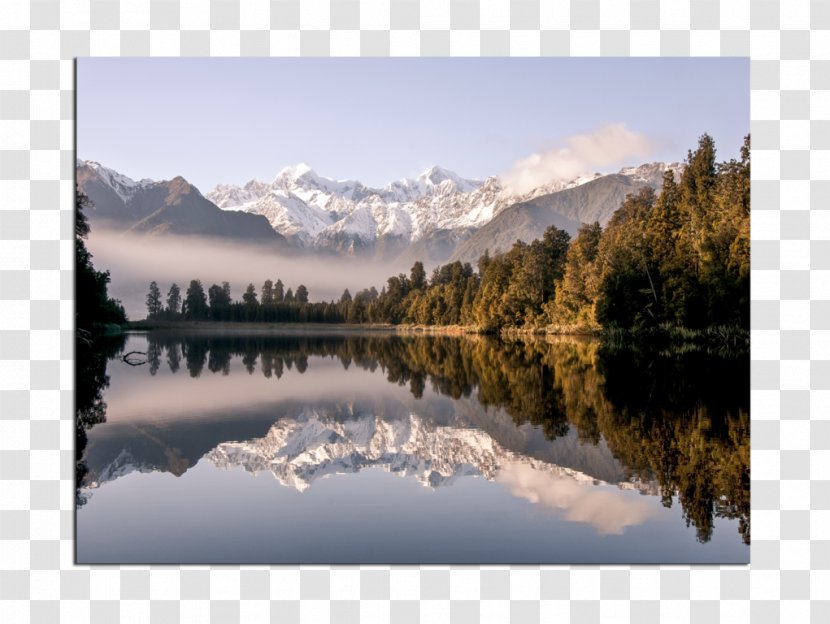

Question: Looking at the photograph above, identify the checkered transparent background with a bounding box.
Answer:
[0,0,827,622]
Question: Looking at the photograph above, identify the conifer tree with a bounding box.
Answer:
[550,222,602,326]
[146,281,162,318]
[242,283,258,306]
[410,261,427,292]
[182,280,208,320]
[166,283,182,316]
[208,283,231,320]
[261,280,274,305]
[75,188,127,329]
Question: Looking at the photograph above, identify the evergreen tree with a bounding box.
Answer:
[261,280,274,305]
[242,283,259,320]
[242,283,258,306]
[182,280,208,320]
[643,168,690,323]
[208,283,232,320]
[410,261,427,292]
[681,133,718,233]
[378,274,410,323]
[166,283,182,316]
[296,284,309,303]
[75,189,127,330]
[472,252,511,331]
[274,279,285,303]
[477,249,492,275]
[460,275,479,324]
[284,288,294,303]
[702,134,750,325]
[594,187,657,328]
[550,222,602,326]
[145,281,162,318]
[506,227,570,325]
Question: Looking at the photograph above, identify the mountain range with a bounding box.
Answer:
[77,159,682,266]
[76,160,286,246]
[82,397,660,534]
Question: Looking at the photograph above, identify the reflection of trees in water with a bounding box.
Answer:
[166,342,181,373]
[85,331,750,543]
[147,341,162,376]
[75,333,127,506]
[595,345,750,544]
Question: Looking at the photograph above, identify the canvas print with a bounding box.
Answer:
[75,58,749,564]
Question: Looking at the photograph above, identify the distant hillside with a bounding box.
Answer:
[450,174,657,264]
[77,161,286,245]
[78,159,681,262]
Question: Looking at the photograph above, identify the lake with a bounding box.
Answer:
[75,330,749,564]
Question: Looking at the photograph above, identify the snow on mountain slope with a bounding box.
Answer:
[206,161,682,256]
[209,179,270,211]
[78,159,155,203]
[244,190,334,245]
[207,164,491,251]
[383,165,482,202]
[80,157,685,258]
[619,161,684,184]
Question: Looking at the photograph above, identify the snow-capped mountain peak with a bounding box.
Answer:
[381,166,482,202]
[77,159,155,202]
[274,162,315,183]
[420,165,478,189]
[617,161,685,184]
[204,159,678,255]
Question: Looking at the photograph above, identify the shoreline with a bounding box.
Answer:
[121,320,747,350]
[125,320,400,333]
[124,320,602,337]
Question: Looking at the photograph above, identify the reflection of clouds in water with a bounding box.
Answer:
[495,461,656,535]
[105,355,412,423]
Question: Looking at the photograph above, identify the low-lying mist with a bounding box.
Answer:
[87,230,409,320]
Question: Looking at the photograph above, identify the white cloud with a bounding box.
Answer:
[502,124,658,195]
[495,460,657,535]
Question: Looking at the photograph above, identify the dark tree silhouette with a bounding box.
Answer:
[182,280,208,320]
[75,189,127,331]
[166,283,181,316]
[146,281,162,318]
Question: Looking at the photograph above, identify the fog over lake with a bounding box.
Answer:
[88,230,410,319]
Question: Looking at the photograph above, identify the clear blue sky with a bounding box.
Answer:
[77,57,748,191]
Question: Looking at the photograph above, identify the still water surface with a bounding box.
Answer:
[76,330,749,563]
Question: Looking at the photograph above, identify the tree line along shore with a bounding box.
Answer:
[79,134,749,344]
[137,134,749,342]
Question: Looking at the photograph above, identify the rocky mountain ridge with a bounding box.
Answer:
[77,158,683,263]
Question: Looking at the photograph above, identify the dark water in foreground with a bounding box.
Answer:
[76,331,749,564]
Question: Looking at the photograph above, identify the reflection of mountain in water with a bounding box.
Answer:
[80,331,749,544]
[82,394,633,491]
[208,407,503,490]
[205,405,653,492]
[207,407,660,535]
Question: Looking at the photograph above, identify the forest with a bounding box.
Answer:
[141,134,749,335]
